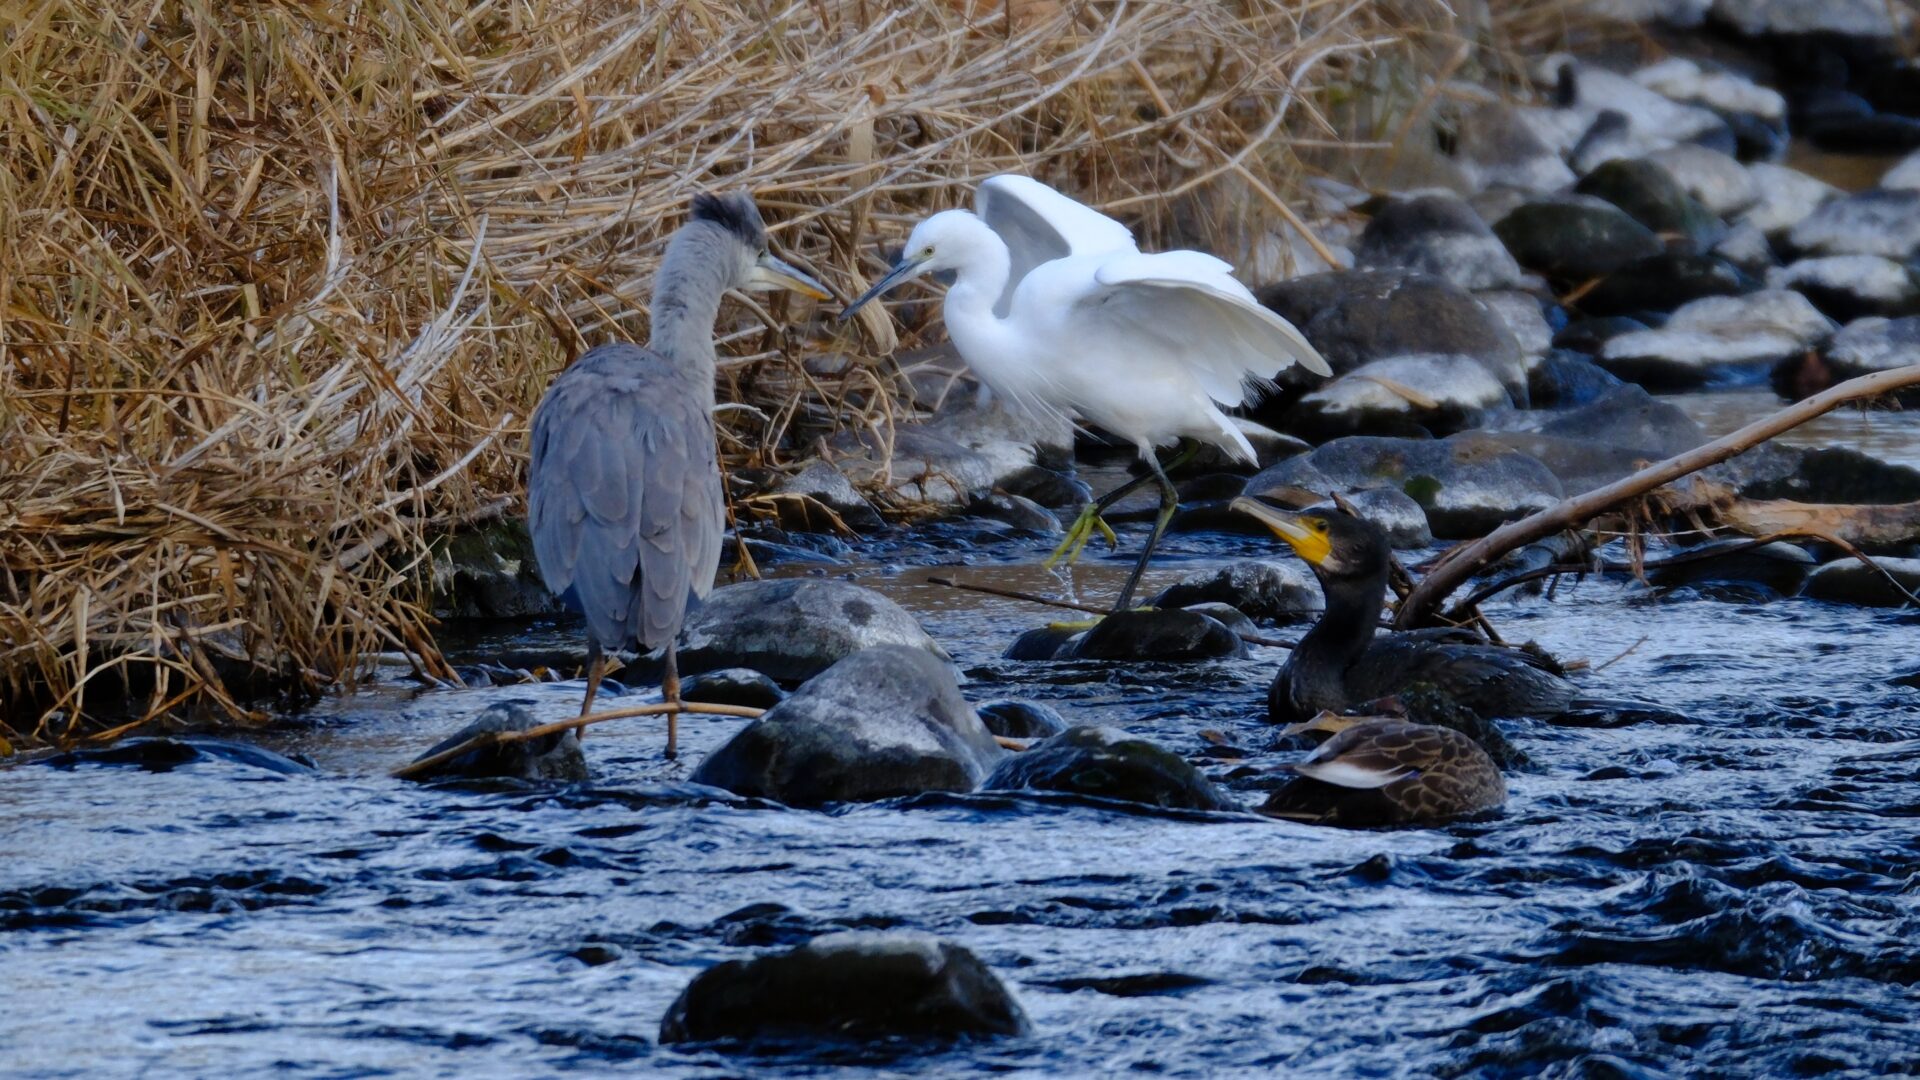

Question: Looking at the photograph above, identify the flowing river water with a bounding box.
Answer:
[5,463,1920,1076]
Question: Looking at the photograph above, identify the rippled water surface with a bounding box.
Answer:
[5,502,1920,1078]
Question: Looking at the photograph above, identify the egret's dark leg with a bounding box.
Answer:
[1109,452,1182,614]
[578,639,605,721]
[1045,439,1202,569]
[661,640,682,761]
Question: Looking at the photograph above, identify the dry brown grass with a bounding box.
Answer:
[0,0,1458,747]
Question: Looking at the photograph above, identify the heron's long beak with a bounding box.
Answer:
[1230,497,1331,566]
[748,252,831,300]
[837,256,930,322]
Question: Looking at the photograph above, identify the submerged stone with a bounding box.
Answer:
[659,931,1031,1045]
[976,699,1070,740]
[690,646,1002,807]
[1063,609,1248,662]
[42,736,316,776]
[983,726,1238,811]
[1648,539,1817,598]
[1803,558,1920,608]
[677,578,952,685]
[405,702,588,784]
[1149,560,1321,624]
[681,668,787,711]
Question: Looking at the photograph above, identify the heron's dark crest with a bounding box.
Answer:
[689,191,766,249]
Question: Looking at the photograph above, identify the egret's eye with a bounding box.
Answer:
[919,246,935,259]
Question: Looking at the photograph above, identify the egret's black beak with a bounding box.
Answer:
[838,257,930,322]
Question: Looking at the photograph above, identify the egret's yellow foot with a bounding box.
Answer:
[1043,504,1119,569]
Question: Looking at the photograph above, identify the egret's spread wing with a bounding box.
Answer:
[1073,252,1332,406]
[527,345,725,652]
[977,174,1135,316]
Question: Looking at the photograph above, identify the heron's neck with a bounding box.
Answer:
[646,227,730,380]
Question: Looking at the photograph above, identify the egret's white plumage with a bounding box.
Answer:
[841,175,1331,611]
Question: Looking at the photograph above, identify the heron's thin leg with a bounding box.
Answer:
[1109,452,1182,613]
[662,640,682,761]
[578,640,605,721]
[1044,439,1201,569]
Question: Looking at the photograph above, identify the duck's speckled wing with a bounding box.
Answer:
[1265,720,1506,826]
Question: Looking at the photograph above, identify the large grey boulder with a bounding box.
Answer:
[1286,354,1512,439]
[1354,192,1524,291]
[405,702,587,784]
[1599,289,1837,387]
[690,646,1001,807]
[659,932,1030,1044]
[676,578,950,685]
[983,726,1238,811]
[1247,433,1565,539]
[1787,189,1920,261]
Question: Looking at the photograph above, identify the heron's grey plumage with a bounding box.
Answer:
[528,196,758,655]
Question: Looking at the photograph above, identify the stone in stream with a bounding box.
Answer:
[658,931,1031,1045]
[1535,59,1734,166]
[965,491,1061,534]
[431,520,567,621]
[1647,539,1818,598]
[1353,192,1524,291]
[41,736,316,776]
[982,726,1238,811]
[675,578,952,686]
[1284,353,1513,440]
[1767,256,1920,320]
[1477,291,1556,363]
[1252,270,1527,403]
[976,699,1070,740]
[1738,445,1920,504]
[689,645,1002,807]
[1235,476,1435,549]
[1803,558,1920,607]
[680,668,787,711]
[1787,189,1920,261]
[1738,163,1841,238]
[775,459,886,532]
[1149,560,1321,624]
[1449,101,1577,194]
[1493,195,1665,281]
[1712,221,1777,275]
[1535,383,1708,458]
[997,464,1093,510]
[1575,252,1755,317]
[405,702,588,784]
[1528,350,1630,408]
[1806,317,1920,401]
[1633,59,1787,162]
[1598,289,1837,387]
[1576,158,1728,254]
[1246,433,1565,540]
[1003,623,1082,662]
[1552,316,1650,356]
[1062,609,1248,662]
[1886,150,1920,192]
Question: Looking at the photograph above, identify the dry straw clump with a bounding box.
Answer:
[0,0,1445,746]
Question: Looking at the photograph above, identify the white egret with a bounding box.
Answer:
[841,175,1331,612]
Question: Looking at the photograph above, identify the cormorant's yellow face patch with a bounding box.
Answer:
[1229,498,1332,566]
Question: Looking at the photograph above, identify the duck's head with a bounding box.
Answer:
[1230,498,1389,583]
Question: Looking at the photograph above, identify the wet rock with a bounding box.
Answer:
[1553,315,1648,356]
[689,646,1002,807]
[997,465,1093,510]
[1738,445,1920,503]
[1803,112,1920,155]
[966,492,1060,534]
[1451,102,1577,194]
[1819,316,1920,389]
[1738,163,1841,237]
[1248,434,1565,539]
[1768,256,1920,320]
[1149,560,1321,624]
[658,931,1030,1044]
[830,426,995,508]
[983,726,1238,811]
[1787,189,1920,261]
[1493,195,1665,280]
[1576,253,1755,317]
[1646,144,1759,216]
[1599,289,1836,387]
[924,398,1075,477]
[775,459,885,532]
[1576,158,1727,253]
[1713,221,1777,275]
[1354,192,1524,291]
[1886,150,1920,192]
[1528,350,1629,408]
[1238,478,1435,549]
[431,520,565,620]
[406,703,588,784]
[1286,354,1513,439]
[1063,609,1248,662]
[1004,623,1083,662]
[1710,0,1911,38]
[1648,539,1817,598]
[681,668,787,711]
[1535,383,1709,458]
[1546,60,1734,164]
[677,578,952,685]
[976,699,1070,740]
[42,736,316,776]
[1478,291,1556,362]
[1254,270,1527,401]
[1179,602,1262,641]
[1633,58,1787,160]
[1803,557,1920,608]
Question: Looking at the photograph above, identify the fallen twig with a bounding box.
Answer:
[391,700,763,780]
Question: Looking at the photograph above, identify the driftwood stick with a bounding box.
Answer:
[926,575,1297,649]
[1396,364,1920,629]
[391,700,764,780]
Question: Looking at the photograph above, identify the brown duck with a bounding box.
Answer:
[1257,716,1506,827]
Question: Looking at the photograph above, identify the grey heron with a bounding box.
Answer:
[840,174,1330,613]
[528,192,829,757]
